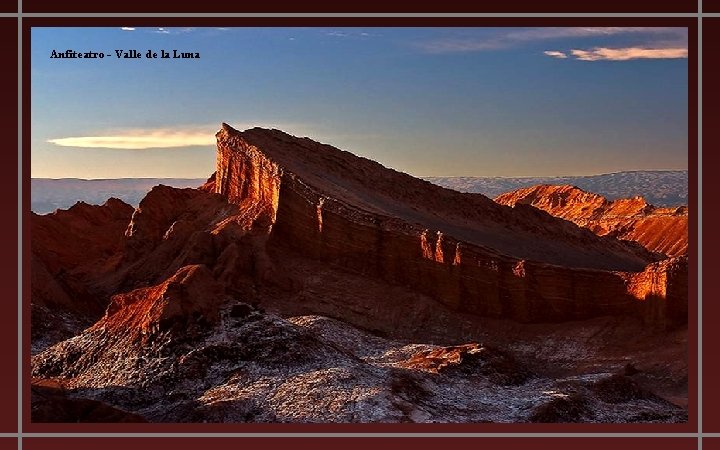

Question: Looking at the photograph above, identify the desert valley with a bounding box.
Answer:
[30,125,689,423]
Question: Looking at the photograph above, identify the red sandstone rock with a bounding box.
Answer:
[31,198,134,315]
[31,125,688,337]
[216,125,656,271]
[495,185,688,257]
[99,264,227,340]
[621,256,689,328]
[211,125,680,325]
[30,264,229,388]
[401,343,530,385]
[29,125,689,423]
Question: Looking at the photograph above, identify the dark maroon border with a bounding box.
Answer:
[707,437,720,450]
[21,437,701,450]
[22,0,698,14]
[702,17,719,433]
[16,16,701,27]
[1,17,18,435]
[22,14,699,447]
[0,438,18,450]
[687,14,699,436]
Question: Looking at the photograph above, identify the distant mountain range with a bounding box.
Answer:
[425,170,688,208]
[30,170,688,214]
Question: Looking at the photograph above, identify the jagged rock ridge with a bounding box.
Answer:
[495,184,688,257]
[215,125,655,271]
[426,170,688,208]
[208,124,684,325]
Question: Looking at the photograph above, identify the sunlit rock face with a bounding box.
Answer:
[496,184,688,257]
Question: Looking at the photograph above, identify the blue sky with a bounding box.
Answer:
[31,27,688,178]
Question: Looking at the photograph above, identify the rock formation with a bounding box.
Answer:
[31,198,134,313]
[210,125,683,326]
[495,184,688,257]
[30,198,135,351]
[30,124,689,423]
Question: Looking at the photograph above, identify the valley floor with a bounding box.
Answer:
[31,302,687,423]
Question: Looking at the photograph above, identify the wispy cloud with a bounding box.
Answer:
[48,129,215,149]
[323,29,381,39]
[150,27,196,35]
[120,27,135,31]
[47,122,312,150]
[326,30,349,38]
[570,47,688,61]
[418,27,686,53]
[543,50,568,59]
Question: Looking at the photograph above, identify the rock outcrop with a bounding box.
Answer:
[495,185,688,257]
[32,265,229,388]
[30,124,689,423]
[30,126,687,332]
[31,198,134,316]
[216,125,656,270]
[210,125,682,326]
[622,256,689,329]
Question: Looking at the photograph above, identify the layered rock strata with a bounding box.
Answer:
[495,184,688,257]
[211,125,686,326]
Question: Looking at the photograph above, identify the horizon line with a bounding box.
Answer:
[421,168,689,179]
[30,168,689,182]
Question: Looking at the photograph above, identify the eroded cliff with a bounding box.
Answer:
[210,125,684,326]
[495,184,688,257]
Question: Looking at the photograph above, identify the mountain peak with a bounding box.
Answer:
[219,122,237,134]
[214,125,654,272]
